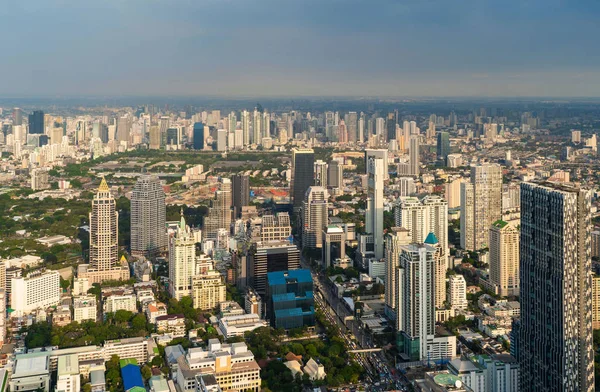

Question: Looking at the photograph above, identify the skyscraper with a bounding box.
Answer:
[116,115,130,143]
[241,110,250,146]
[365,149,389,180]
[365,157,385,260]
[386,112,396,141]
[131,175,166,256]
[83,178,130,284]
[397,240,454,361]
[168,215,196,300]
[13,108,23,126]
[193,122,204,150]
[291,149,315,209]
[344,112,358,143]
[384,227,412,319]
[394,195,448,307]
[149,126,160,149]
[518,182,594,391]
[231,174,249,219]
[460,164,502,250]
[302,186,329,249]
[203,178,232,239]
[489,220,519,297]
[252,109,262,145]
[314,160,328,187]
[437,132,450,164]
[28,110,44,134]
[248,241,301,295]
[409,135,420,176]
[327,160,343,190]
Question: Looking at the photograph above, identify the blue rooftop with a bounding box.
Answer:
[424,232,439,245]
[267,269,312,286]
[275,306,315,318]
[121,364,144,392]
[272,291,314,303]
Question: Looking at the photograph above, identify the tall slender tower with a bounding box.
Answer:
[89,178,119,272]
[409,135,420,176]
[168,214,196,300]
[231,174,249,219]
[131,174,166,256]
[384,228,412,320]
[203,178,232,239]
[241,110,250,146]
[291,149,315,209]
[302,186,329,249]
[366,157,385,259]
[489,220,519,297]
[460,163,502,250]
[84,178,130,284]
[518,182,594,391]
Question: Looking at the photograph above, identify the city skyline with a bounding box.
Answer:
[1,0,600,98]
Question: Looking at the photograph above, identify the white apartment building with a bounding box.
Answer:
[218,314,268,339]
[155,314,186,337]
[448,275,468,310]
[73,296,97,322]
[56,354,81,392]
[176,340,260,392]
[169,216,196,300]
[191,271,226,310]
[103,293,137,314]
[11,270,60,315]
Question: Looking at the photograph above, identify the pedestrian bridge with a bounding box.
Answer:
[348,348,382,353]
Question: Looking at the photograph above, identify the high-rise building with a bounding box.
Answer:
[364,149,389,180]
[489,220,519,297]
[344,112,358,143]
[593,275,600,330]
[158,116,170,148]
[518,182,594,391]
[314,160,328,187]
[302,186,329,249]
[0,289,5,346]
[228,111,237,134]
[259,213,292,242]
[266,269,315,329]
[437,132,450,164]
[365,156,385,260]
[82,178,130,284]
[394,195,448,252]
[386,112,396,142]
[248,241,300,296]
[444,178,464,209]
[460,164,502,250]
[11,270,60,315]
[193,122,204,150]
[252,110,262,145]
[149,126,160,149]
[168,215,196,300]
[116,115,130,143]
[131,175,166,256]
[231,174,249,219]
[191,270,226,310]
[13,108,23,126]
[447,275,467,310]
[291,149,315,209]
[397,243,455,361]
[28,110,44,134]
[203,178,232,239]
[241,110,250,146]
[327,160,343,190]
[409,135,420,176]
[384,227,412,319]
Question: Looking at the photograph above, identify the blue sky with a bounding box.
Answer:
[1,0,599,97]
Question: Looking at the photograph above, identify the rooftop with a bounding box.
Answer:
[267,269,312,286]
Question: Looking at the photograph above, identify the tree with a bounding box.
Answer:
[114,310,133,323]
[131,313,147,331]
[24,322,52,348]
[141,365,152,381]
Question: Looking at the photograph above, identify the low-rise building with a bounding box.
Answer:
[218,314,269,339]
[103,337,149,364]
[103,292,137,315]
[56,354,80,392]
[304,358,326,381]
[219,301,244,318]
[146,302,167,324]
[155,314,186,338]
[9,352,51,392]
[176,339,261,392]
[244,288,262,318]
[73,296,97,322]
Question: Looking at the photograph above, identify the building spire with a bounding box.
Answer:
[180,208,186,231]
[98,176,109,192]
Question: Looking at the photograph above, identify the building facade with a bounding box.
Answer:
[518,182,594,391]
[131,174,166,256]
[489,220,520,297]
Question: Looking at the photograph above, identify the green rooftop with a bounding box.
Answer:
[492,220,508,229]
[434,373,462,386]
[119,358,138,368]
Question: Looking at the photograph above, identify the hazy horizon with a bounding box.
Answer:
[2,0,600,97]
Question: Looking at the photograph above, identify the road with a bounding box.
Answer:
[301,256,407,391]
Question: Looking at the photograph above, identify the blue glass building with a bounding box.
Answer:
[266,269,315,330]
